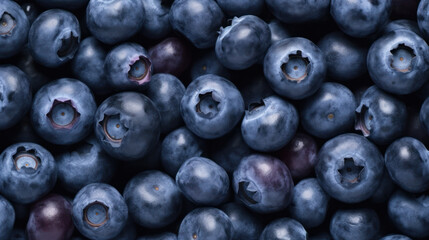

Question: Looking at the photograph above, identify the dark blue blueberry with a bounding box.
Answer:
[215,15,270,70]
[140,0,171,40]
[33,0,89,9]
[300,82,357,139]
[383,19,422,36]
[0,0,30,59]
[123,170,182,228]
[181,74,244,139]
[0,65,32,130]
[318,32,367,82]
[72,183,128,240]
[241,95,298,152]
[330,0,392,38]
[190,51,231,81]
[104,42,152,92]
[418,0,429,40]
[288,178,330,229]
[315,133,384,203]
[86,0,144,45]
[0,142,57,204]
[268,19,291,46]
[238,73,275,109]
[94,92,160,161]
[264,37,326,100]
[220,202,263,240]
[370,168,396,204]
[265,0,330,23]
[0,194,14,240]
[137,233,177,240]
[169,0,224,49]
[367,29,429,95]
[355,86,407,145]
[216,0,263,16]
[28,9,80,67]
[380,235,412,240]
[56,135,117,194]
[233,154,294,213]
[330,208,380,240]
[259,218,307,240]
[71,37,111,96]
[31,78,96,145]
[176,157,229,206]
[145,73,185,134]
[178,207,233,240]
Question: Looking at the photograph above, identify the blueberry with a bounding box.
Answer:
[0,142,57,204]
[383,19,422,36]
[0,0,30,59]
[137,233,177,240]
[238,73,275,109]
[178,207,233,240]
[330,208,380,240]
[418,0,429,40]
[33,0,89,10]
[233,154,294,213]
[315,133,384,203]
[20,2,39,25]
[176,157,229,206]
[0,194,14,240]
[265,0,330,24]
[379,235,412,240]
[15,46,49,94]
[367,29,429,95]
[220,202,263,240]
[181,74,244,139]
[264,37,326,100]
[241,95,299,152]
[190,51,231,81]
[370,168,396,204]
[217,0,263,17]
[140,0,171,40]
[259,217,308,240]
[28,9,80,67]
[86,0,144,45]
[31,78,96,145]
[123,170,182,228]
[72,183,128,240]
[112,218,137,240]
[268,19,291,46]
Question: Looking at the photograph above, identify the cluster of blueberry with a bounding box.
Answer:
[0,0,428,239]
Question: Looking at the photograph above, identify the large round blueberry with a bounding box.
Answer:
[0,65,32,130]
[0,194,14,240]
[34,0,89,9]
[169,0,224,49]
[215,15,271,70]
[31,78,96,145]
[86,0,144,45]
[330,208,380,240]
[265,0,330,24]
[233,154,294,214]
[0,0,30,59]
[123,170,182,228]
[72,183,128,240]
[259,217,307,240]
[94,92,161,161]
[216,0,264,16]
[28,9,80,68]
[220,202,263,240]
[0,142,57,204]
[264,37,326,100]
[241,95,299,152]
[180,74,244,139]
[139,0,171,40]
[178,207,233,240]
[367,29,429,95]
[315,133,384,203]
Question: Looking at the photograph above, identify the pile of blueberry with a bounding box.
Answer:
[1,0,429,239]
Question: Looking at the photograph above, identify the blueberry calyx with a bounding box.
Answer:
[128,56,151,85]
[281,50,310,83]
[0,12,16,36]
[83,201,109,228]
[337,157,364,186]
[57,31,79,58]
[195,92,220,119]
[12,147,41,171]
[46,99,81,129]
[100,114,128,144]
[389,43,416,73]
[355,104,372,137]
[238,181,261,205]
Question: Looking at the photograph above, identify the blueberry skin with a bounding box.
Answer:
[181,74,244,139]
[176,157,229,206]
[383,19,422,36]
[0,0,30,59]
[0,194,14,240]
[169,0,224,49]
[0,65,32,130]
[190,51,231,81]
[56,136,117,194]
[71,37,111,96]
[145,73,185,134]
[0,142,57,204]
[178,207,233,240]
[330,208,380,240]
[268,19,291,46]
[330,0,392,38]
[318,32,367,82]
[31,78,97,145]
[241,95,299,152]
[138,233,177,240]
[20,2,40,25]
[216,15,271,70]
[259,218,308,240]
[217,0,263,16]
[33,0,89,9]
[288,178,330,229]
[367,29,429,95]
[315,133,384,203]
[28,9,80,68]
[233,154,294,214]
[355,86,407,145]
[220,202,263,240]
[300,82,357,139]
[379,235,412,240]
[140,0,171,40]
[420,96,429,136]
[86,0,144,45]
[104,43,152,92]
[264,38,326,100]
[123,170,182,228]
[418,0,429,40]
[72,183,128,240]
[94,92,161,161]
[265,0,330,24]
[385,137,429,193]
[370,168,395,204]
